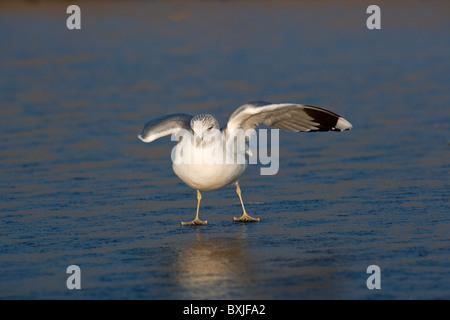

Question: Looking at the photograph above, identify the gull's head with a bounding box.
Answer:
[190,114,219,134]
[190,114,220,147]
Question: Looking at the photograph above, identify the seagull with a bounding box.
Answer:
[138,101,352,226]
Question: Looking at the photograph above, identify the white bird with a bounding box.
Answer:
[138,101,352,226]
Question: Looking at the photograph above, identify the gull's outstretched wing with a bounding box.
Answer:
[138,113,192,143]
[226,101,352,132]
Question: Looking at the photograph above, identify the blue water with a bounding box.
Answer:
[0,0,449,299]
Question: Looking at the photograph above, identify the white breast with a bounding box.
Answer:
[171,134,248,191]
[173,161,247,191]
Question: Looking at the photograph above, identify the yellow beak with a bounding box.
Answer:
[195,136,202,148]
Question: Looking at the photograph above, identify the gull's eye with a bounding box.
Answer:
[207,126,214,130]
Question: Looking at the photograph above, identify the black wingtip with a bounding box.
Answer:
[304,105,352,132]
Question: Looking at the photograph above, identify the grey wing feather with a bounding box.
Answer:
[138,113,192,143]
[226,101,352,132]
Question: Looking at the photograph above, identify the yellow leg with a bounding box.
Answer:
[181,190,208,226]
[233,182,261,223]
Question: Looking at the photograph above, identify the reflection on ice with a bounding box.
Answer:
[174,230,256,299]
